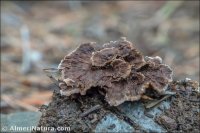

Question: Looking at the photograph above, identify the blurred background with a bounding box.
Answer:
[1,1,199,114]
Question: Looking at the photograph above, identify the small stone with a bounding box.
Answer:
[159,115,177,130]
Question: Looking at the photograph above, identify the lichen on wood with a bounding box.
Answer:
[58,37,173,106]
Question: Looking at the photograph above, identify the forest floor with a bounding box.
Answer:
[1,1,199,115]
[37,80,199,132]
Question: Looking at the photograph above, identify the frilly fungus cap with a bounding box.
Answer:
[58,38,173,106]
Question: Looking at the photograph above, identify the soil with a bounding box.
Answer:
[35,80,199,133]
[156,80,199,132]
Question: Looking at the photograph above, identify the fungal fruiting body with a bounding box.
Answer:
[58,38,173,106]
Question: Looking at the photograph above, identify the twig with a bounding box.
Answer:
[20,25,31,74]
[2,95,38,112]
[145,94,174,109]
[43,68,60,88]
[162,91,176,95]
[80,105,101,117]
[141,95,154,100]
[189,99,200,102]
[143,1,183,27]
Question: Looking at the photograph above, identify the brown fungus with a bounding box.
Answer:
[91,47,119,67]
[58,38,173,106]
[111,59,131,80]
